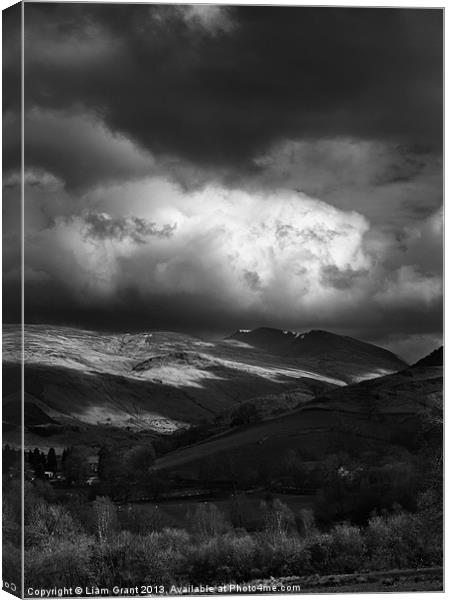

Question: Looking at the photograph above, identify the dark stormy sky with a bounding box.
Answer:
[3,3,443,361]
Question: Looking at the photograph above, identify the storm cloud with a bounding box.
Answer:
[3,3,443,361]
[21,4,442,185]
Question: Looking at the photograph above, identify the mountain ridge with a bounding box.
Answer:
[2,324,412,447]
[228,326,407,382]
[412,346,443,369]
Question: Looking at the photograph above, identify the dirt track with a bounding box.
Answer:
[249,566,443,594]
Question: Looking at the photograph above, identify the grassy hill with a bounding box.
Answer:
[153,359,442,479]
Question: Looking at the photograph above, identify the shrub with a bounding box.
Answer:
[159,527,191,552]
[305,533,334,574]
[261,499,297,540]
[365,510,442,570]
[92,530,181,587]
[185,533,259,584]
[326,522,366,573]
[25,499,81,549]
[229,494,256,530]
[25,536,94,588]
[230,402,261,427]
[189,503,230,540]
[185,531,311,584]
[258,534,311,578]
[296,509,317,539]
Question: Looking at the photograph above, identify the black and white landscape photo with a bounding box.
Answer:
[2,2,443,595]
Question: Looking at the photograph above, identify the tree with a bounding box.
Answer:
[261,499,296,539]
[230,403,261,427]
[230,493,254,530]
[93,497,118,544]
[97,443,156,501]
[191,503,229,539]
[97,446,111,481]
[47,448,57,472]
[31,448,40,466]
[31,448,46,478]
[126,444,156,474]
[62,447,89,485]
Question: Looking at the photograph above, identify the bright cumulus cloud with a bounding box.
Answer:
[25,185,368,302]
[22,177,441,338]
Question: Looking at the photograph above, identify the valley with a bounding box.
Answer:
[3,324,443,593]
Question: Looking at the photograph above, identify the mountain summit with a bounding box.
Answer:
[228,327,407,383]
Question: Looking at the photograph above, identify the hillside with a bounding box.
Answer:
[228,328,406,382]
[3,324,343,444]
[412,346,443,368]
[154,355,442,478]
[3,324,411,449]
